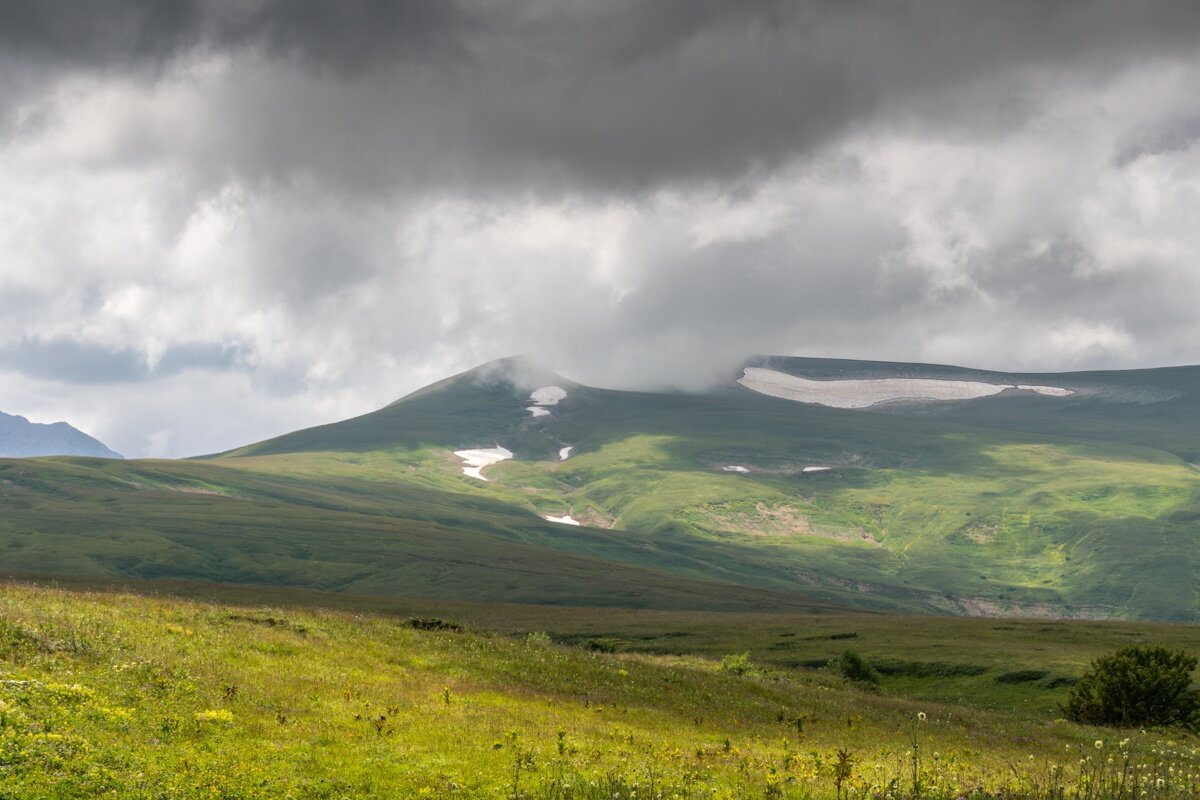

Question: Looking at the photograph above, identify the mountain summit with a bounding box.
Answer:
[0,411,122,459]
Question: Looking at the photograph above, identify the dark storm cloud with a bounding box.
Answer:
[5,0,1200,193]
[0,0,200,67]
[0,0,464,69]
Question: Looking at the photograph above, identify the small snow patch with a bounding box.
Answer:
[454,446,513,481]
[526,406,551,417]
[530,385,568,406]
[722,465,750,473]
[544,514,581,526]
[802,466,830,473]
[559,446,573,460]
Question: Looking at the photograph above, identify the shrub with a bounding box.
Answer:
[581,637,617,653]
[835,650,881,686]
[1062,645,1199,729]
[525,631,552,646]
[719,652,755,676]
[405,617,463,632]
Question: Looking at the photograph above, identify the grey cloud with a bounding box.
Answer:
[222,0,469,76]
[512,206,924,390]
[0,338,241,384]
[0,0,464,71]
[7,1,1200,195]
[1115,117,1200,165]
[0,0,201,68]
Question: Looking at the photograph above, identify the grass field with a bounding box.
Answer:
[2,579,1199,798]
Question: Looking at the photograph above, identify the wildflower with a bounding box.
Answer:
[1095,740,1103,749]
[917,712,927,722]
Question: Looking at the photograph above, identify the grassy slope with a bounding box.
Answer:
[0,456,836,612]
[751,356,1200,461]
[4,356,1200,620]
[215,360,1200,620]
[3,581,1199,799]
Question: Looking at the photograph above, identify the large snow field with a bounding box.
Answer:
[738,368,1072,409]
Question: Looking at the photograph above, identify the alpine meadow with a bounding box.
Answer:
[5,356,1200,797]
[4,2,1200,798]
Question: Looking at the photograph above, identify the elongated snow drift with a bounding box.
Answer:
[738,368,1071,409]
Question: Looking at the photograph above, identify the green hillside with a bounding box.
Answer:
[3,355,1200,620]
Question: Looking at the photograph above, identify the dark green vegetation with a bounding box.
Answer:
[3,354,1200,620]
[1063,646,1200,730]
[833,650,881,686]
[2,581,1199,799]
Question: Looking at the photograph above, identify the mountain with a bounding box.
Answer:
[0,411,121,458]
[2,355,1199,620]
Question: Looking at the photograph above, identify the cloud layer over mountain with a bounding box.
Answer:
[3,1,1200,456]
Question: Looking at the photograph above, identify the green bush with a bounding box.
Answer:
[835,650,881,686]
[405,617,463,632]
[525,630,553,646]
[581,637,617,653]
[719,652,755,676]
[1062,645,1199,729]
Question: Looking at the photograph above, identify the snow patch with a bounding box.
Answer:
[454,446,513,481]
[530,386,568,406]
[722,465,750,473]
[738,368,1072,409]
[526,406,551,417]
[802,466,830,473]
[544,514,581,526]
[559,446,573,460]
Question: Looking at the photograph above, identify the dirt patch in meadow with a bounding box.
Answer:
[698,501,877,544]
[959,519,999,543]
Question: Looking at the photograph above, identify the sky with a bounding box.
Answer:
[3,1,1200,458]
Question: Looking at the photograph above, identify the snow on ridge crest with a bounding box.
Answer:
[738,368,1072,409]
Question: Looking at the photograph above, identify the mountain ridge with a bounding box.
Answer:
[3,353,1199,621]
[0,410,121,459]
